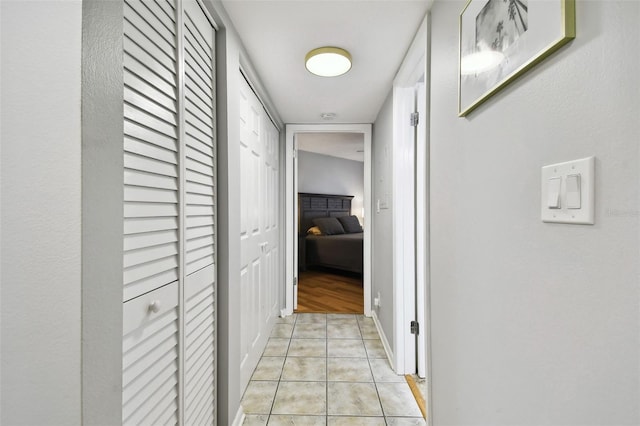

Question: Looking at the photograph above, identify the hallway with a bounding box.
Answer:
[241,313,424,425]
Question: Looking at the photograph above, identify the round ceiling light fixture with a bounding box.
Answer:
[305,47,352,77]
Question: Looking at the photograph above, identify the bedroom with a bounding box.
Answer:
[296,132,366,313]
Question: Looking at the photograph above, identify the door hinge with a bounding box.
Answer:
[294,277,298,286]
[410,320,419,335]
[293,148,297,158]
[410,112,419,127]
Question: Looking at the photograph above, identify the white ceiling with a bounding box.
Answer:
[297,132,365,162]
[221,0,431,124]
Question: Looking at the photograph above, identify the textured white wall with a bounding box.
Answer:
[430,1,639,424]
[298,150,365,222]
[0,1,82,424]
[371,91,395,347]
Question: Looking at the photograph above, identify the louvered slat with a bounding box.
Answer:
[124,216,178,235]
[152,0,177,28]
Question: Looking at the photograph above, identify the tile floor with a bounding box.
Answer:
[241,313,425,425]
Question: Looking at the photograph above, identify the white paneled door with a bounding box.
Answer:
[239,74,280,391]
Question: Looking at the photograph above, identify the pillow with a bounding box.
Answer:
[337,215,363,233]
[307,226,323,236]
[312,217,345,235]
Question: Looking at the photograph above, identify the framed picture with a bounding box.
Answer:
[458,0,575,117]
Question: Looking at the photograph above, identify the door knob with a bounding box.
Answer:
[148,300,161,313]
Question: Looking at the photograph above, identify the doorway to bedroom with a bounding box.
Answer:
[296,135,365,313]
[285,124,372,317]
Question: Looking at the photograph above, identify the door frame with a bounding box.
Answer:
[284,124,372,317]
[391,13,432,422]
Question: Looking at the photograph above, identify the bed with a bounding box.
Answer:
[298,193,363,274]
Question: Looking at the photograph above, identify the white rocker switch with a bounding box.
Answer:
[541,156,594,224]
[547,177,561,209]
[566,174,581,209]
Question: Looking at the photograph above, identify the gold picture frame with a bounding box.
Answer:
[458,0,575,117]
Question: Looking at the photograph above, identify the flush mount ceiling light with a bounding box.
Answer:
[305,47,352,77]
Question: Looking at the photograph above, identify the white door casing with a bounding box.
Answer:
[391,12,432,424]
[415,79,429,380]
[392,84,417,375]
[293,134,299,311]
[239,74,280,391]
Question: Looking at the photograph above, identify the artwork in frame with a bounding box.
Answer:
[458,0,575,117]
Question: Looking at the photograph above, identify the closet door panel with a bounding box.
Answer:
[264,120,280,318]
[182,1,216,424]
[239,76,279,391]
[239,77,263,389]
[122,281,179,425]
[184,265,215,425]
[124,0,180,303]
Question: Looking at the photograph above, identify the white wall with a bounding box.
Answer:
[371,91,395,347]
[298,150,364,222]
[0,1,82,424]
[429,1,639,424]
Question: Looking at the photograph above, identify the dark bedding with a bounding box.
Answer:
[305,232,363,274]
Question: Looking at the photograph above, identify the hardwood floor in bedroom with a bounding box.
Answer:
[296,270,363,314]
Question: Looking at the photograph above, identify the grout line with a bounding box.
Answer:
[267,314,297,423]
[405,374,427,420]
[363,318,387,422]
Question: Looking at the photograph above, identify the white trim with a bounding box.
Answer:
[391,14,429,376]
[416,78,429,380]
[231,406,245,426]
[238,66,281,131]
[372,310,394,368]
[293,134,298,311]
[237,41,284,129]
[175,2,186,422]
[392,85,417,374]
[390,13,433,425]
[285,124,372,317]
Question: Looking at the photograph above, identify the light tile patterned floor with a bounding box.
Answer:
[241,313,425,425]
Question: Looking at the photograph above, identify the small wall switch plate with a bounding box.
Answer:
[541,156,595,225]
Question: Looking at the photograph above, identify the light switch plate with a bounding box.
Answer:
[541,156,595,224]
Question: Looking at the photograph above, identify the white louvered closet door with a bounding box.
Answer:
[122,0,216,424]
[123,0,181,423]
[182,1,216,425]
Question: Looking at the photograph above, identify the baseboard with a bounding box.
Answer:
[231,405,245,426]
[371,310,394,368]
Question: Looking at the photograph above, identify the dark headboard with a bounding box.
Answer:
[298,193,353,234]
